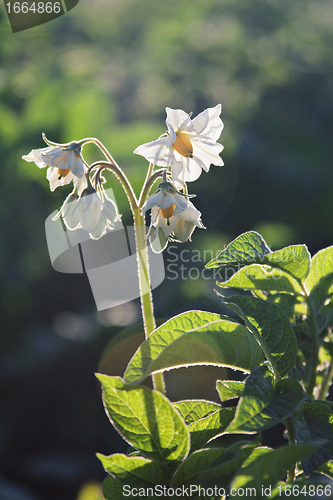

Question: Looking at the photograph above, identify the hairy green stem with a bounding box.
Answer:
[302,284,320,398]
[285,417,296,482]
[88,160,138,210]
[318,360,333,400]
[138,167,165,207]
[133,206,165,393]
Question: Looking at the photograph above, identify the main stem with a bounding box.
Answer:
[133,206,165,393]
[86,139,165,393]
[303,284,320,398]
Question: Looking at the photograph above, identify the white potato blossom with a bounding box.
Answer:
[134,105,224,188]
[22,142,85,192]
[141,180,204,253]
[60,187,121,240]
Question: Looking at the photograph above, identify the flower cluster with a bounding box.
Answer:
[23,139,121,239]
[22,104,223,250]
[135,104,223,251]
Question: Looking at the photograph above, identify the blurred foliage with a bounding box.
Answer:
[1,0,333,498]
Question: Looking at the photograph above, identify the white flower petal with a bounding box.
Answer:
[89,214,108,239]
[150,227,169,254]
[191,104,223,141]
[141,191,164,214]
[77,192,103,232]
[69,152,85,177]
[46,166,75,191]
[165,107,193,133]
[134,136,174,166]
[22,147,53,168]
[171,158,202,186]
[177,201,203,227]
[192,141,224,172]
[62,193,80,230]
[174,219,196,242]
[73,175,88,195]
[103,196,121,226]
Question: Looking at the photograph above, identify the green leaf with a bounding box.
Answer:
[230,445,315,497]
[96,375,190,462]
[240,446,273,467]
[173,400,221,424]
[217,264,303,295]
[305,246,333,292]
[224,295,297,378]
[97,453,167,485]
[309,274,333,315]
[216,380,245,402]
[266,293,307,317]
[172,444,255,490]
[206,231,271,268]
[206,231,310,282]
[173,400,236,451]
[317,460,333,479]
[102,474,125,500]
[123,311,264,385]
[188,408,236,452]
[293,401,333,475]
[226,365,305,433]
[317,301,333,334]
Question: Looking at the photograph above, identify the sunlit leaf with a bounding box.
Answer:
[123,311,264,385]
[97,453,168,485]
[173,400,221,424]
[226,365,305,433]
[306,246,333,292]
[216,380,245,402]
[206,231,310,282]
[230,445,315,497]
[96,375,190,462]
[217,264,303,294]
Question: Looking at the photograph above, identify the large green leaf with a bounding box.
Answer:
[293,401,333,475]
[230,445,315,498]
[206,231,310,282]
[226,365,305,433]
[123,311,264,385]
[172,444,255,491]
[96,375,190,462]
[217,264,303,295]
[216,380,246,402]
[224,295,297,378]
[305,246,333,292]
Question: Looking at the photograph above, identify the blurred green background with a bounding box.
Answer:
[1,0,333,498]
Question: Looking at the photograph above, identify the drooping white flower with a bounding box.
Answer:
[60,186,121,240]
[23,142,85,192]
[134,104,224,188]
[141,179,204,252]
